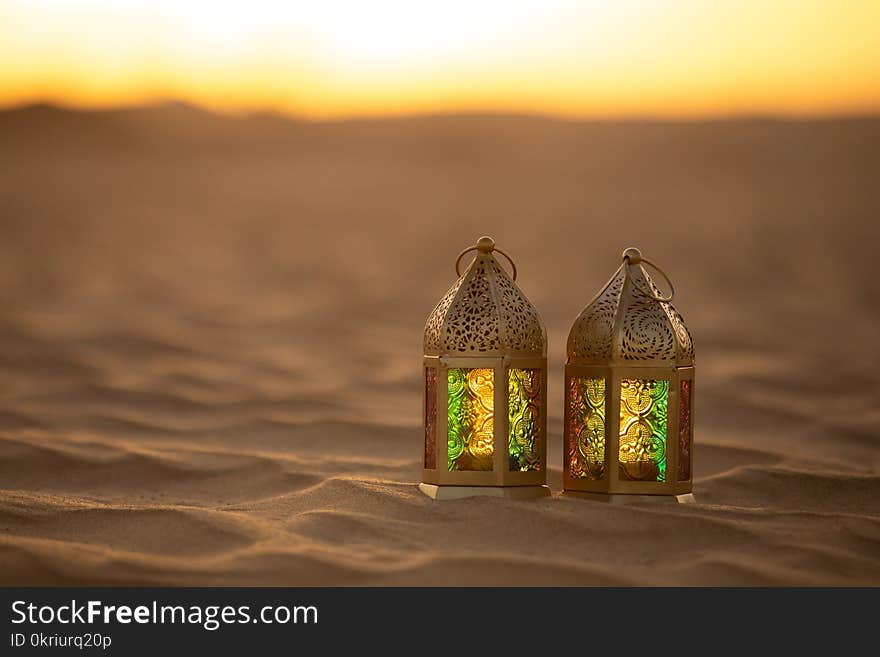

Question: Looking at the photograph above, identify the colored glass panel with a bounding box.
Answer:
[424,368,437,469]
[568,377,606,480]
[678,379,692,481]
[619,379,668,482]
[508,368,542,471]
[447,368,494,471]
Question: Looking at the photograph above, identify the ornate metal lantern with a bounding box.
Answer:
[564,247,695,502]
[420,236,549,500]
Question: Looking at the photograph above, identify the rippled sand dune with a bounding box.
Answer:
[0,105,878,585]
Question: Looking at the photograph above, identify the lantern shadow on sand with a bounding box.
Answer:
[420,236,550,500]
[564,247,696,504]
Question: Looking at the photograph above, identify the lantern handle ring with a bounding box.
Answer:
[455,246,518,281]
[625,255,675,302]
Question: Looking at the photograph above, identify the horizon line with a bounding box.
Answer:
[3,99,880,124]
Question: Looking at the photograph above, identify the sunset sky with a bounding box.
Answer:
[1,0,879,118]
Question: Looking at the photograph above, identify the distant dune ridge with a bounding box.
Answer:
[0,104,878,585]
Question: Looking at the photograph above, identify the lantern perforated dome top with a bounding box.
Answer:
[424,236,546,358]
[567,247,694,367]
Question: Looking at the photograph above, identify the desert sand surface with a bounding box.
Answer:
[0,105,878,585]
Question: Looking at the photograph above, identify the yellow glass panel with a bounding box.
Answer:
[447,368,494,471]
[619,378,668,482]
[568,377,606,480]
[508,368,542,471]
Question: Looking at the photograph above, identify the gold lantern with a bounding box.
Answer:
[564,247,695,503]
[420,236,549,500]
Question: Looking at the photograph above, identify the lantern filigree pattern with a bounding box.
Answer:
[567,270,625,361]
[508,369,542,472]
[443,263,500,353]
[568,377,605,480]
[421,236,548,499]
[618,378,668,482]
[564,247,694,500]
[447,368,494,471]
[424,246,544,358]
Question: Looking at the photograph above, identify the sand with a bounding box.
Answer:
[0,105,878,585]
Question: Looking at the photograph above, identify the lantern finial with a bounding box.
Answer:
[476,235,496,253]
[622,246,642,264]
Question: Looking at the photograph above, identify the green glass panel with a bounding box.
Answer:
[508,368,542,471]
[447,368,494,471]
[618,378,668,482]
[568,377,606,480]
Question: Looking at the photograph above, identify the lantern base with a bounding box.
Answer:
[419,483,551,500]
[562,491,696,505]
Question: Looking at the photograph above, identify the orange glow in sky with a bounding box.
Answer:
[1,0,879,118]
